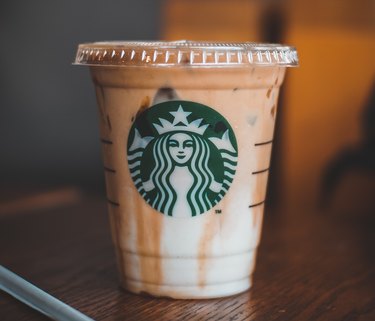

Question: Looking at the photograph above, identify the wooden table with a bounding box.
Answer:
[0,191,374,320]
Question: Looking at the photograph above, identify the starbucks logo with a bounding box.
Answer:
[127,101,238,217]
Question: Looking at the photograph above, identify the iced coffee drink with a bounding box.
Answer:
[74,41,298,299]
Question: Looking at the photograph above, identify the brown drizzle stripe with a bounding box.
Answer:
[104,166,116,173]
[249,200,265,208]
[100,138,113,145]
[254,140,273,146]
[107,199,120,207]
[252,168,269,175]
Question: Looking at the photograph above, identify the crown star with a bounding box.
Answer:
[153,105,209,135]
[170,105,191,125]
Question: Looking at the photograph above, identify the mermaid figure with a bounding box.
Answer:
[143,132,222,217]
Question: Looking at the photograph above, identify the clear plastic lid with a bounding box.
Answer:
[74,40,298,68]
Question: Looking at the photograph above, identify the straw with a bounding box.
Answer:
[0,265,95,321]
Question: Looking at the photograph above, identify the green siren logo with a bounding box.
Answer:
[127,101,238,217]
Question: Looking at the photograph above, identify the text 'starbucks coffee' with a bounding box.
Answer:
[74,41,298,299]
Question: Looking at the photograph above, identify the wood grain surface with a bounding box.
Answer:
[0,194,374,321]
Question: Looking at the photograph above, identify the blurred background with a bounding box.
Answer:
[0,0,374,215]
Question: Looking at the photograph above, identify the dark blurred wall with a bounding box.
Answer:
[0,1,162,191]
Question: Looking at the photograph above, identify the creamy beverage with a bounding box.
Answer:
[74,41,298,299]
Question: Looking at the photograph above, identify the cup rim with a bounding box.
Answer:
[74,40,299,68]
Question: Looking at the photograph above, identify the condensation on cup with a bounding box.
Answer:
[74,41,298,299]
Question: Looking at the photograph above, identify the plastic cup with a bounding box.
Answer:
[74,41,298,299]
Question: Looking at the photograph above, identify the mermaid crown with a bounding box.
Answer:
[153,105,209,135]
